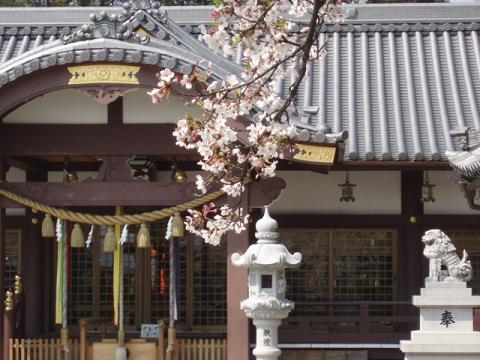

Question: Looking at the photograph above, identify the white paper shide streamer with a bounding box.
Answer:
[119,224,129,245]
[86,225,95,248]
[55,218,63,243]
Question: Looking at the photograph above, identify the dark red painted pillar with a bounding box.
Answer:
[0,156,7,357]
[22,169,47,337]
[399,171,425,300]
[227,190,250,360]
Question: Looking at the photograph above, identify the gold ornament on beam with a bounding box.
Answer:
[421,171,436,202]
[171,164,187,183]
[67,64,140,86]
[137,223,151,248]
[14,275,22,295]
[172,212,185,238]
[71,224,85,248]
[4,291,14,311]
[42,214,55,238]
[103,226,117,253]
[339,171,356,202]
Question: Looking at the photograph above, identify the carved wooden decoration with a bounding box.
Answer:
[83,156,146,183]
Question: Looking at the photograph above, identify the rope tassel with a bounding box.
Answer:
[136,223,151,248]
[71,224,85,248]
[172,212,185,238]
[103,226,116,253]
[42,214,55,238]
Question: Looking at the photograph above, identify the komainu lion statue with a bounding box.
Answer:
[422,229,473,282]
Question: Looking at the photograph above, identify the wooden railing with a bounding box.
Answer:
[177,339,227,360]
[8,336,227,360]
[280,301,418,343]
[9,338,81,360]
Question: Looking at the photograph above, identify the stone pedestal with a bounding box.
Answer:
[400,282,480,359]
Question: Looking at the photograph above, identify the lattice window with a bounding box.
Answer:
[445,230,480,295]
[4,229,21,291]
[66,224,228,332]
[332,230,395,302]
[68,244,94,324]
[98,226,114,320]
[280,228,397,310]
[122,230,137,326]
[192,236,227,330]
[280,230,330,304]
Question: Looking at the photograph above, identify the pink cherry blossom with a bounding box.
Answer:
[150,0,344,245]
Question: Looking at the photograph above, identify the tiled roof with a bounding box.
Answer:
[294,19,480,161]
[1,3,480,161]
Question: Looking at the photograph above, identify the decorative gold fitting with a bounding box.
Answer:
[14,275,22,295]
[293,143,336,164]
[4,291,14,311]
[68,64,140,85]
[409,216,417,224]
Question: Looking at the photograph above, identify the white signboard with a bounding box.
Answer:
[140,324,159,338]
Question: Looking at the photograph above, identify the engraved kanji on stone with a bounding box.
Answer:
[263,329,271,337]
[263,338,271,347]
[440,310,455,328]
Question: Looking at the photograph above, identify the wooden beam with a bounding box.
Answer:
[275,214,480,228]
[0,124,196,157]
[0,177,286,208]
[0,65,158,119]
[7,157,45,172]
[108,97,123,125]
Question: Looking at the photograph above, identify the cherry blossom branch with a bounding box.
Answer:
[150,0,343,245]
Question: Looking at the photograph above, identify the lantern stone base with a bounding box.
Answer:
[400,282,480,360]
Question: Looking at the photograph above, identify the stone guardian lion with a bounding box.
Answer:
[422,229,473,283]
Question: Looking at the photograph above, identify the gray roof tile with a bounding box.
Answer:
[1,3,480,161]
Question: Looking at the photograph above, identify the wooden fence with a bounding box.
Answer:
[8,338,227,360]
[9,338,81,360]
[177,339,227,360]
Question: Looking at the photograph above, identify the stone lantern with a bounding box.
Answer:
[231,207,302,360]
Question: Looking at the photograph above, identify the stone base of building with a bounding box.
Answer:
[400,282,480,360]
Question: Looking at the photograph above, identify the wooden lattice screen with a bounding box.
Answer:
[280,228,397,315]
[5,229,21,291]
[445,230,480,295]
[67,224,227,331]
[192,236,227,330]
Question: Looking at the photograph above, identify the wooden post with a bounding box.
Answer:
[61,327,69,360]
[23,168,47,337]
[158,319,165,360]
[80,319,86,360]
[0,155,7,358]
[226,188,250,360]
[3,291,14,360]
[165,327,176,360]
[400,171,425,301]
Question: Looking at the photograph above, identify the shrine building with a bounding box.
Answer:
[0,1,480,360]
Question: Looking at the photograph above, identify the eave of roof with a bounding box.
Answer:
[1,3,480,162]
[1,3,480,26]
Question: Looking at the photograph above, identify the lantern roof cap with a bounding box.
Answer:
[255,207,278,236]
